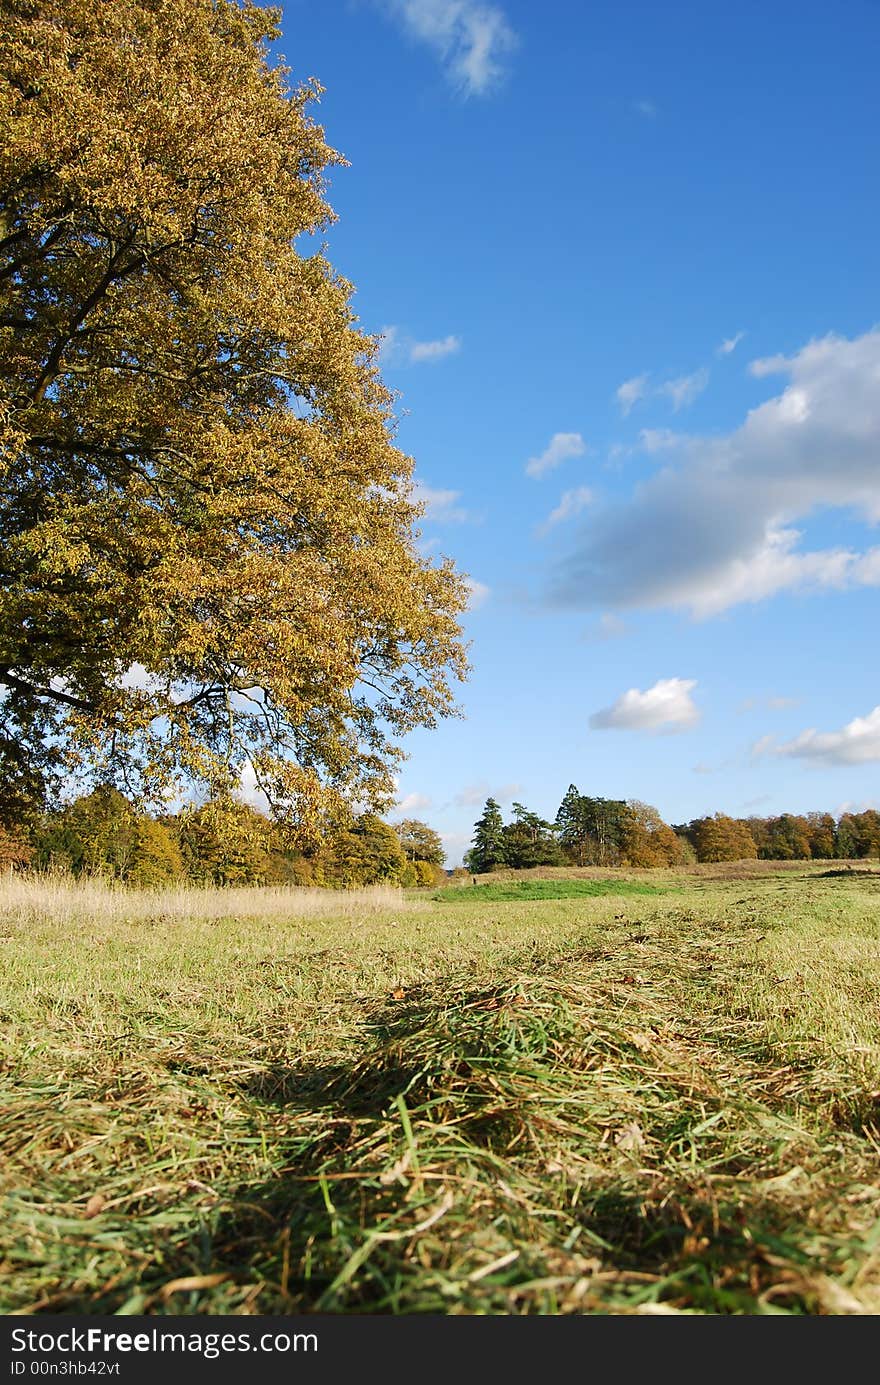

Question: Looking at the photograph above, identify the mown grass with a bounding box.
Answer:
[1,866,879,1315]
[432,879,669,902]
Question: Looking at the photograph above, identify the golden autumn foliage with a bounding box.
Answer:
[0,0,468,839]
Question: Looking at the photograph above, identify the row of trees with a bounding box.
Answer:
[0,789,446,888]
[466,788,880,871]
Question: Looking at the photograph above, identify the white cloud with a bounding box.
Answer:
[464,576,490,609]
[758,705,880,766]
[551,329,880,616]
[616,369,708,418]
[118,663,160,693]
[638,427,682,453]
[381,0,517,96]
[659,367,709,412]
[738,695,799,713]
[377,324,401,366]
[635,99,657,118]
[454,780,520,807]
[581,612,628,643]
[236,762,269,812]
[395,791,434,814]
[538,486,592,535]
[837,797,880,815]
[525,431,586,479]
[413,480,469,522]
[616,374,650,416]
[378,325,461,366]
[717,331,746,356]
[589,677,700,732]
[410,333,462,362]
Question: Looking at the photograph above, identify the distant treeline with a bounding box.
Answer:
[2,783,878,888]
[464,787,880,872]
[0,788,446,888]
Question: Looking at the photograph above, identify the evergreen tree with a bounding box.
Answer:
[502,802,564,869]
[466,798,507,874]
[555,784,590,865]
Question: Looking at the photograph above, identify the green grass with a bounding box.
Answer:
[1,866,879,1316]
[432,878,670,903]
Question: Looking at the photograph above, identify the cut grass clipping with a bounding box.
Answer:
[1,869,879,1315]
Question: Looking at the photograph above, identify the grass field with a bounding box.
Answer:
[2,862,879,1315]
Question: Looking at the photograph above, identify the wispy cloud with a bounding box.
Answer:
[634,99,657,118]
[538,486,592,535]
[658,367,709,412]
[638,427,682,454]
[413,480,470,523]
[379,325,461,367]
[410,333,461,362]
[590,677,700,732]
[395,791,433,814]
[756,705,880,766]
[551,330,880,617]
[616,369,709,417]
[464,576,490,610]
[580,613,628,643]
[380,0,517,96]
[717,330,746,356]
[738,695,799,713]
[454,780,520,807]
[525,431,586,479]
[615,374,650,416]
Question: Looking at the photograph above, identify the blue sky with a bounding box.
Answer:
[278,0,880,863]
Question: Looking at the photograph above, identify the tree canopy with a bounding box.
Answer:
[0,0,468,839]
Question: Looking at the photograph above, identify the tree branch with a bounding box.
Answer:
[0,667,94,712]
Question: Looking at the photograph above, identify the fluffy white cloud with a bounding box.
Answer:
[525,431,586,479]
[589,677,699,732]
[615,374,650,416]
[758,705,880,766]
[659,368,709,412]
[717,331,746,356]
[538,486,592,535]
[413,480,469,523]
[379,325,461,366]
[381,0,516,95]
[410,333,461,362]
[552,330,880,616]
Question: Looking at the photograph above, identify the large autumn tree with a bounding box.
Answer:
[0,0,468,837]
